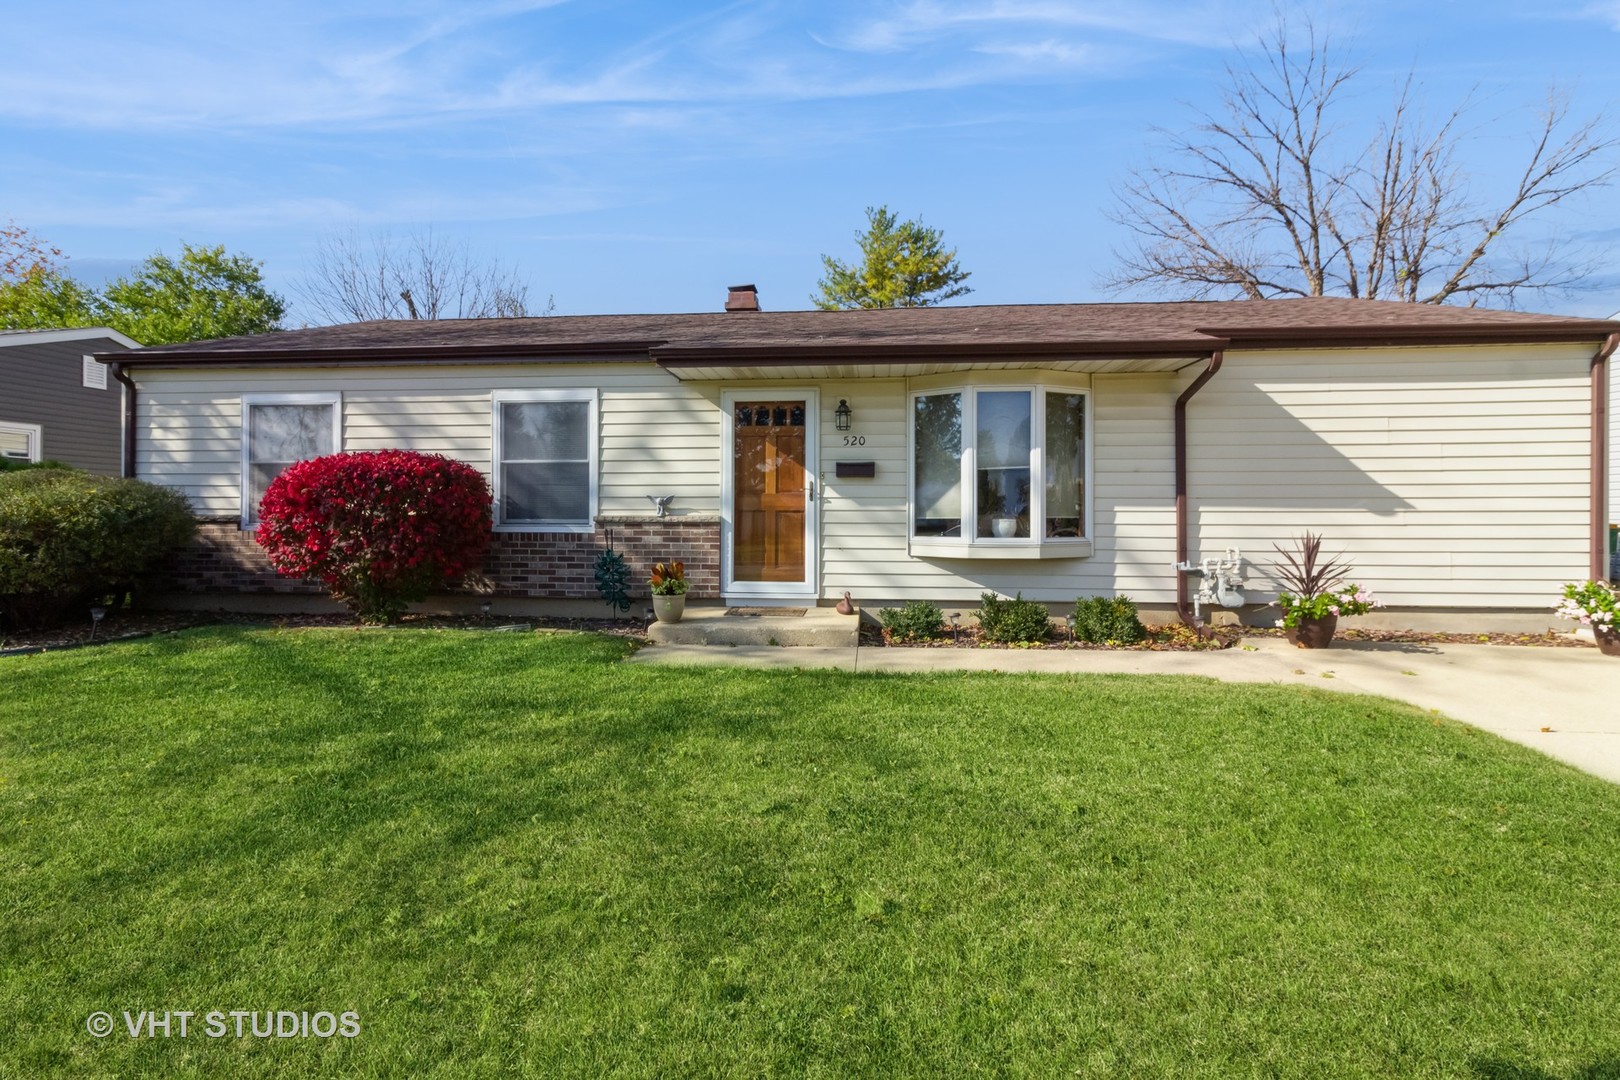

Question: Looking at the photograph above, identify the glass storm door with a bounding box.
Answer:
[728,396,816,595]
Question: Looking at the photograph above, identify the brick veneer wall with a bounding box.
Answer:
[484,517,721,599]
[166,516,722,599]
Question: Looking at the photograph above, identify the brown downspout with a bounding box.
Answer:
[1592,333,1620,582]
[1175,350,1224,627]
[112,363,137,479]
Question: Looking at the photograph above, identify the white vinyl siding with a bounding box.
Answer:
[134,364,722,522]
[1186,345,1593,608]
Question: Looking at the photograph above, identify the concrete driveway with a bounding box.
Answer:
[629,636,1620,785]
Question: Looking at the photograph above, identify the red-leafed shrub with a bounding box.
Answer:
[255,450,492,623]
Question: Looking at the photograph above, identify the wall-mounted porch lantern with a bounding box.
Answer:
[835,399,852,431]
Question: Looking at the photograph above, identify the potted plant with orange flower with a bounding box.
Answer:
[649,560,689,623]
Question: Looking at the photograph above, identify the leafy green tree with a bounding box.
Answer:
[100,244,285,345]
[1,230,286,344]
[813,206,972,310]
[0,267,97,331]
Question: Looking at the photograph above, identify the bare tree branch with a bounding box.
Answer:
[1103,18,1616,307]
[297,227,545,323]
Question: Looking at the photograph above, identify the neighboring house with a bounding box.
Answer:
[98,292,1619,621]
[2,327,139,473]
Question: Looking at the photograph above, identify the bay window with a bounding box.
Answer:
[910,384,1089,555]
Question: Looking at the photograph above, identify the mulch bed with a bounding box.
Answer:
[1240,626,1592,649]
[860,622,1595,650]
[862,622,1245,651]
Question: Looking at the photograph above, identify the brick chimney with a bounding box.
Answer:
[724,284,760,312]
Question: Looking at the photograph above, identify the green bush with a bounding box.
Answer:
[975,592,1052,644]
[0,470,195,631]
[878,600,946,642]
[0,458,75,473]
[1071,595,1147,644]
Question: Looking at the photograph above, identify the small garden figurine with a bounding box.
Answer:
[1554,580,1620,655]
[1272,532,1380,648]
[649,560,689,624]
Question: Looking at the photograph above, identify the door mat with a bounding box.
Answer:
[724,607,808,617]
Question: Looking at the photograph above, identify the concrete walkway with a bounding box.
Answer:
[629,636,1620,785]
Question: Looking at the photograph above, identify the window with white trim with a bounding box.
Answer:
[0,422,42,463]
[241,394,340,526]
[910,385,1089,553]
[492,390,598,531]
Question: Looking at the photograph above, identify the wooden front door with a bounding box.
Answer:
[731,399,809,585]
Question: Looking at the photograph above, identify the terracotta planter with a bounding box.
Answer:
[653,593,686,624]
[1285,613,1338,649]
[1596,624,1620,657]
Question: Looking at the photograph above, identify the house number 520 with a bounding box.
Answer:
[842,435,865,446]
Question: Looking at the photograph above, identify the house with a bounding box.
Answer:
[2,327,139,473]
[98,292,1620,627]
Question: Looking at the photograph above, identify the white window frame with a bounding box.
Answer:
[0,421,43,463]
[491,389,599,534]
[240,393,342,529]
[907,382,1093,559]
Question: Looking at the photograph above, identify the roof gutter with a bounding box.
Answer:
[1175,350,1223,629]
[1592,333,1620,582]
[112,363,137,479]
[96,341,665,367]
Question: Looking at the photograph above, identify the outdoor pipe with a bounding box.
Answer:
[113,362,137,479]
[1175,350,1223,628]
[1592,332,1620,582]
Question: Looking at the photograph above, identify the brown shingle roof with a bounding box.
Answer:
[106,297,1620,366]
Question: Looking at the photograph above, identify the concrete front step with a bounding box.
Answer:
[646,603,860,647]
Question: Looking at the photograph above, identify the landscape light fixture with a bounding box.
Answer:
[835,399,852,431]
[1065,613,1076,642]
[949,611,961,642]
[89,605,106,641]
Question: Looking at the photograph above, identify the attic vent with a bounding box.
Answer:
[725,284,760,312]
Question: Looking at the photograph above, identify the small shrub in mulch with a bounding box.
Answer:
[975,592,1053,644]
[878,600,946,643]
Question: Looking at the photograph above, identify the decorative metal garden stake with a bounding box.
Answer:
[592,529,633,617]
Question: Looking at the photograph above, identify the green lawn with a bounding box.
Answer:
[2,627,1618,1078]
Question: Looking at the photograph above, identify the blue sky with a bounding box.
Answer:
[4,1,1620,323]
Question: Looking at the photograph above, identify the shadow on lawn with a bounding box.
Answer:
[1471,1059,1620,1079]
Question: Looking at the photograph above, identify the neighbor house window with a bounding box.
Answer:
[0,422,42,463]
[492,390,598,531]
[241,394,340,527]
[910,386,1088,552]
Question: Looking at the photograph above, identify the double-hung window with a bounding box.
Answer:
[492,390,598,532]
[910,384,1090,556]
[241,394,340,527]
[0,422,42,463]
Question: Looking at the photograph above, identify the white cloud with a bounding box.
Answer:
[973,38,1101,66]
[825,0,1258,54]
